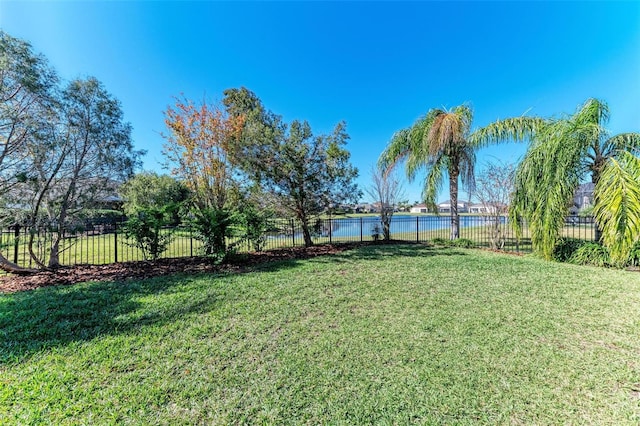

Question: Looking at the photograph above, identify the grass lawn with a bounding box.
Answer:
[1,245,639,424]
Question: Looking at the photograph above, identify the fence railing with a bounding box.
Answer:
[0,215,596,270]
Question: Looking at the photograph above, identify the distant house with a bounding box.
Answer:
[468,203,506,214]
[569,182,595,215]
[355,203,377,213]
[437,200,469,213]
[410,203,429,214]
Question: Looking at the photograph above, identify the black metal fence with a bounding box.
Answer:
[0,215,596,269]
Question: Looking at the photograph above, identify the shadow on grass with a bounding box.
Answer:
[0,273,227,365]
[250,243,468,272]
[0,243,467,364]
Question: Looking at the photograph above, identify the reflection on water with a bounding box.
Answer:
[271,215,507,239]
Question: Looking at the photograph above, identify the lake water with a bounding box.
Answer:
[312,215,507,238]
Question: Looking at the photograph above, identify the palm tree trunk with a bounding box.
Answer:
[449,165,460,240]
[591,171,603,243]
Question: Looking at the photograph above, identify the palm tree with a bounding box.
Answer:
[379,104,542,239]
[593,149,640,266]
[511,98,640,259]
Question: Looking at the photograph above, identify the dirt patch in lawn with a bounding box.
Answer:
[0,243,374,294]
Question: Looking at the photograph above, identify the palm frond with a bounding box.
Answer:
[378,128,411,173]
[470,116,546,148]
[593,151,640,266]
[422,154,446,211]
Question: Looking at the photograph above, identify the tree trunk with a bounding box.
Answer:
[0,252,38,275]
[48,233,62,268]
[591,170,603,243]
[301,222,313,247]
[449,166,460,240]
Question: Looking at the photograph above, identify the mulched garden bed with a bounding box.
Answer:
[0,243,373,294]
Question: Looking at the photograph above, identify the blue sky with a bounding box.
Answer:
[1,1,639,204]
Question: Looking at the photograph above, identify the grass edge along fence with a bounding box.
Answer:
[0,215,596,269]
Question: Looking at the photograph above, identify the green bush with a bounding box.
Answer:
[451,238,475,248]
[552,238,586,262]
[627,241,640,267]
[568,243,610,267]
[123,208,172,260]
[190,207,236,261]
[238,205,275,252]
[430,238,475,248]
[431,237,448,246]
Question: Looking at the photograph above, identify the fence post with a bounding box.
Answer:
[13,224,20,264]
[291,219,295,247]
[329,218,332,244]
[190,227,194,257]
[416,216,419,242]
[360,217,363,242]
[114,221,118,263]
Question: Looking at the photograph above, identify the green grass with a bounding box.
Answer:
[2,245,639,424]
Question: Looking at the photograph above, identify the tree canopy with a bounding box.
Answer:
[223,87,360,247]
[379,104,541,239]
[511,98,640,259]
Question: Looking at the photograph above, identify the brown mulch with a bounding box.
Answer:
[0,243,364,294]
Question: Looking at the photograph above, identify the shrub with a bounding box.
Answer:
[451,238,475,248]
[123,208,172,260]
[430,238,475,248]
[238,205,275,252]
[552,238,586,262]
[370,224,381,242]
[190,207,236,260]
[568,243,610,267]
[431,238,448,246]
[627,241,640,267]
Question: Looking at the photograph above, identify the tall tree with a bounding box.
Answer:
[26,77,141,268]
[379,104,542,239]
[511,99,640,259]
[0,31,58,198]
[0,31,59,273]
[223,87,360,247]
[162,96,244,256]
[163,96,244,211]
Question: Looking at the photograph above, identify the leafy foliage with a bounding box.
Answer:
[119,172,190,225]
[20,77,141,269]
[568,243,610,267]
[0,30,58,198]
[511,99,640,259]
[552,238,587,263]
[189,207,236,260]
[379,104,541,240]
[162,96,244,211]
[237,203,275,252]
[431,237,475,248]
[123,208,173,261]
[593,150,640,266]
[223,88,360,247]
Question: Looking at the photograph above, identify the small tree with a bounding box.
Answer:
[474,161,515,250]
[223,87,361,247]
[123,207,173,261]
[366,167,404,241]
[162,96,244,256]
